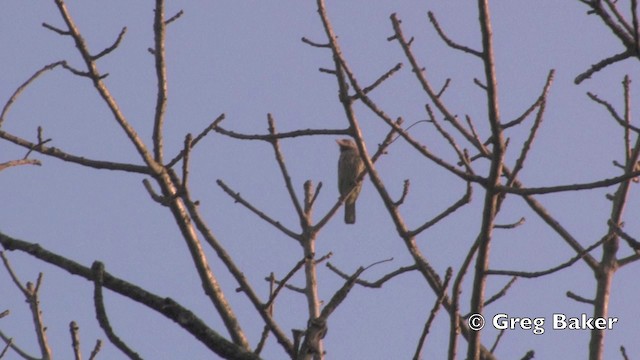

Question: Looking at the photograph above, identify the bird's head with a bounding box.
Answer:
[336,138,357,152]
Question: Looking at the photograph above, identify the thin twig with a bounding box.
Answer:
[520,350,535,360]
[301,37,330,48]
[410,182,472,236]
[0,159,42,172]
[69,321,81,360]
[426,104,474,174]
[352,62,403,100]
[216,179,300,240]
[326,262,417,288]
[181,134,192,192]
[575,50,632,84]
[0,61,65,127]
[484,276,517,307]
[92,262,142,360]
[0,338,12,359]
[566,290,595,305]
[393,179,411,206]
[620,345,630,360]
[486,236,607,277]
[92,27,127,60]
[88,339,103,360]
[42,22,70,35]
[165,9,184,25]
[498,168,640,195]
[180,189,295,357]
[494,217,525,230]
[413,268,452,360]
[587,90,640,133]
[166,113,225,168]
[0,130,152,174]
[608,220,640,250]
[264,258,306,309]
[427,11,482,57]
[489,329,505,354]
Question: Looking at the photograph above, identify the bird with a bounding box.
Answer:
[337,138,365,224]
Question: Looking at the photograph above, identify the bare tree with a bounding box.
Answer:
[1,1,639,359]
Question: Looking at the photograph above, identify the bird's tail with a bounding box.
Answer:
[344,202,356,224]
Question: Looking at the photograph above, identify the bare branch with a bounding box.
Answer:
[506,72,553,187]
[436,78,452,98]
[213,120,348,141]
[473,77,487,90]
[566,291,595,305]
[0,233,262,360]
[142,178,170,205]
[609,220,640,250]
[410,182,472,236]
[489,329,505,354]
[0,61,65,127]
[92,262,142,360]
[486,236,607,278]
[0,134,151,177]
[393,179,411,206]
[390,13,484,153]
[603,0,635,36]
[575,50,632,84]
[51,0,161,173]
[499,168,640,195]
[165,9,184,25]
[88,340,103,360]
[152,0,168,163]
[352,62,403,100]
[181,134,192,191]
[167,113,225,168]
[0,252,51,360]
[264,258,306,309]
[326,262,417,288]
[617,252,640,267]
[61,61,99,78]
[180,188,295,357]
[587,91,640,133]
[42,22,70,35]
[427,11,482,57]
[520,350,535,360]
[484,276,517,307]
[502,69,554,130]
[69,321,81,360]
[92,27,127,60]
[426,105,475,174]
[316,266,365,320]
[216,179,300,241]
[0,338,12,359]
[0,329,38,360]
[0,159,42,172]
[413,268,452,360]
[301,36,330,48]
[494,217,525,230]
[267,114,306,224]
[620,345,630,360]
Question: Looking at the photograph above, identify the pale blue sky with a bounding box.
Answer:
[1,1,639,359]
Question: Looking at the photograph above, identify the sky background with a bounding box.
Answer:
[1,1,640,359]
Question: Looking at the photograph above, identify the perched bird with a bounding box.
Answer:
[337,138,365,224]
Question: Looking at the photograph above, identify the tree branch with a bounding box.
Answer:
[0,233,262,360]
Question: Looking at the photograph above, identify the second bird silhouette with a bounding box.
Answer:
[337,139,365,224]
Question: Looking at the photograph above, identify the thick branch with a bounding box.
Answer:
[0,233,261,360]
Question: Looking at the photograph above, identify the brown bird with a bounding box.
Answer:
[337,139,365,224]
